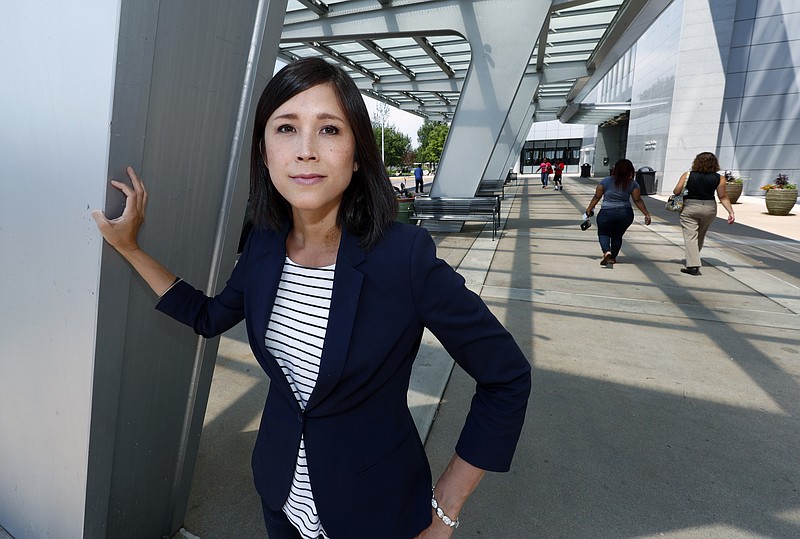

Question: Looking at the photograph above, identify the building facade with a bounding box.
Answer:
[567,0,800,195]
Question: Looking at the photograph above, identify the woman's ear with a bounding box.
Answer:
[353,160,359,172]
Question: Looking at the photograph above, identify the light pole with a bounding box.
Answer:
[376,102,390,165]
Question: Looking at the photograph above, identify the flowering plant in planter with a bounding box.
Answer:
[722,171,745,203]
[723,171,743,184]
[761,174,797,215]
[760,173,797,190]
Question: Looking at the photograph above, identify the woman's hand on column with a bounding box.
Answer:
[93,166,147,253]
[92,166,176,297]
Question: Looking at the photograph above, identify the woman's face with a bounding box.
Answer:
[263,82,359,223]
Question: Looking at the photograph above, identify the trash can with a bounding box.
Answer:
[396,197,414,224]
[580,163,591,178]
[636,166,657,194]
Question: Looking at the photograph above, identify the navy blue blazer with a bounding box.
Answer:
[157,221,531,538]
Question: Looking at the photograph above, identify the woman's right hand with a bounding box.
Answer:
[92,167,177,297]
[92,166,147,254]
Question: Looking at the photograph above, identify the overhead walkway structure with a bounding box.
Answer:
[279,0,676,196]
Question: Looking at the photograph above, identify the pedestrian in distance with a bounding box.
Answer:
[536,158,551,188]
[585,158,652,266]
[414,163,425,194]
[552,159,565,190]
[672,152,735,276]
[92,57,531,539]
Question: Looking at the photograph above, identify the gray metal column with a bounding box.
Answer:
[483,74,540,182]
[504,105,538,175]
[431,2,548,195]
[0,1,286,538]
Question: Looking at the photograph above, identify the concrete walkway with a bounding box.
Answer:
[180,174,800,538]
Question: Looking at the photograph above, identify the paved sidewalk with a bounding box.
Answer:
[181,174,799,538]
[426,174,799,538]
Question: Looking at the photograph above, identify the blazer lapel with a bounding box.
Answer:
[247,224,299,403]
[306,227,365,410]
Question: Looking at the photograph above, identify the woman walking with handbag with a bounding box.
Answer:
[673,152,735,276]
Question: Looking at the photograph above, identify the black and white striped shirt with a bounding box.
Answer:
[265,257,334,539]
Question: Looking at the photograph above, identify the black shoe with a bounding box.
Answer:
[681,267,701,276]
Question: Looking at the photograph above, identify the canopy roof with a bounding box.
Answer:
[280,0,635,123]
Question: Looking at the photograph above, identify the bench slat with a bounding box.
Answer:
[411,196,500,239]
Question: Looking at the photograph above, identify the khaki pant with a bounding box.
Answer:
[679,199,717,267]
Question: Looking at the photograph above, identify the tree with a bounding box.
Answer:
[416,120,443,149]
[372,123,411,167]
[416,121,449,166]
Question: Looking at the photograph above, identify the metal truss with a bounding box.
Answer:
[280,0,642,122]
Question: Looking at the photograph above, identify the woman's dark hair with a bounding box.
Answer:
[249,57,397,250]
[691,152,720,173]
[611,159,635,190]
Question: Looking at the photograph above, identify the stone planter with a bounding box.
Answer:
[725,182,743,204]
[765,188,798,215]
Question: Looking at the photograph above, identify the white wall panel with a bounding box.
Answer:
[755,0,800,18]
[727,46,751,72]
[720,0,800,188]
[739,93,800,121]
[0,2,121,538]
[736,117,800,146]
[743,66,800,96]
[663,0,737,192]
[747,41,800,70]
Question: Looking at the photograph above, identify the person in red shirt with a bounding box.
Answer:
[535,159,551,188]
[552,160,565,191]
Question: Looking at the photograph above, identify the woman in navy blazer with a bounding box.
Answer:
[94,58,531,538]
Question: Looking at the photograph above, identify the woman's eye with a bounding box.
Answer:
[321,125,340,135]
[276,124,295,133]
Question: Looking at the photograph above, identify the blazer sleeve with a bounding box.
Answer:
[154,241,250,338]
[409,229,531,472]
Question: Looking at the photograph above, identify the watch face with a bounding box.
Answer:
[580,219,592,231]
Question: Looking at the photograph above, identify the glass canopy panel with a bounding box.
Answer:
[331,43,367,53]
[374,37,416,49]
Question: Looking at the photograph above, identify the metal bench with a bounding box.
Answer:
[411,196,500,240]
[476,178,505,199]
